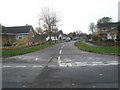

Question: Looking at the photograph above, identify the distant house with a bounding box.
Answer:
[46,30,64,41]
[62,34,68,40]
[2,25,47,46]
[96,22,118,40]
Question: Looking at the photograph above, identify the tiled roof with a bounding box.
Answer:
[34,34,47,38]
[97,23,118,28]
[3,25,34,33]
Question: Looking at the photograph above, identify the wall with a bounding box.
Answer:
[13,34,29,45]
[33,38,46,44]
[2,35,8,45]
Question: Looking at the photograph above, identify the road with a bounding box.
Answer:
[2,41,118,88]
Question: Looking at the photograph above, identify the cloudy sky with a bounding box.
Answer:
[0,0,119,34]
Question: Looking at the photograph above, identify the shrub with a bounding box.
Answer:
[102,39,114,42]
[92,35,101,41]
[4,43,12,46]
[12,43,17,46]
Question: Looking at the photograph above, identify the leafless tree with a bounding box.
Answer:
[35,27,43,34]
[89,22,96,34]
[38,7,60,43]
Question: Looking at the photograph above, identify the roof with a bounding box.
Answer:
[109,27,118,33]
[3,25,34,33]
[97,23,118,28]
[45,30,63,37]
[34,34,47,39]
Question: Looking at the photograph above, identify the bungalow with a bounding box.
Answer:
[97,22,118,40]
[46,30,64,41]
[2,25,46,46]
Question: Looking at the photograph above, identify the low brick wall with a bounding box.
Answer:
[87,41,120,46]
[2,43,43,50]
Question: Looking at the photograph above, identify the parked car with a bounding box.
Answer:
[66,38,71,42]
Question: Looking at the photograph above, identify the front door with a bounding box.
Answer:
[8,36,12,43]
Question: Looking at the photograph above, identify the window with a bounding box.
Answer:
[16,35,23,39]
[102,28,106,31]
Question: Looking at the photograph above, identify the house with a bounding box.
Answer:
[46,30,64,41]
[2,25,47,46]
[96,22,118,40]
[107,27,118,40]
[62,34,68,40]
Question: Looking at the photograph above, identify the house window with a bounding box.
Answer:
[16,35,23,39]
[102,28,106,31]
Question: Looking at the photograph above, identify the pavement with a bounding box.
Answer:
[2,41,119,88]
[82,41,98,47]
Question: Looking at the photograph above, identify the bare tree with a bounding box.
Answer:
[89,22,96,34]
[39,7,60,43]
[35,27,43,34]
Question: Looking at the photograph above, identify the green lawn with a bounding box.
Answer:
[75,40,120,55]
[1,40,64,57]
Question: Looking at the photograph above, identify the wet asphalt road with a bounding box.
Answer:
[2,41,119,88]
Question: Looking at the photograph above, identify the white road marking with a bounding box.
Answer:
[34,58,38,61]
[59,50,62,54]
[88,57,93,59]
[32,65,43,67]
[58,56,61,66]
[92,62,103,64]
[16,66,27,67]
[58,56,61,63]
[58,61,118,67]
[3,65,13,68]
[2,65,44,68]
[106,61,118,65]
[48,65,56,67]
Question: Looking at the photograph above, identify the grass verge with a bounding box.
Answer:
[75,40,120,55]
[1,41,64,57]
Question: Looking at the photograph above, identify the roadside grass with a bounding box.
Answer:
[1,40,64,57]
[75,40,120,55]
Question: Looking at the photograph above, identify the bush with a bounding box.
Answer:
[86,34,92,39]
[102,39,114,42]
[4,43,12,46]
[12,43,17,46]
[92,35,101,41]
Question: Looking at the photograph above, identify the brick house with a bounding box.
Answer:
[96,22,118,40]
[2,25,47,46]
